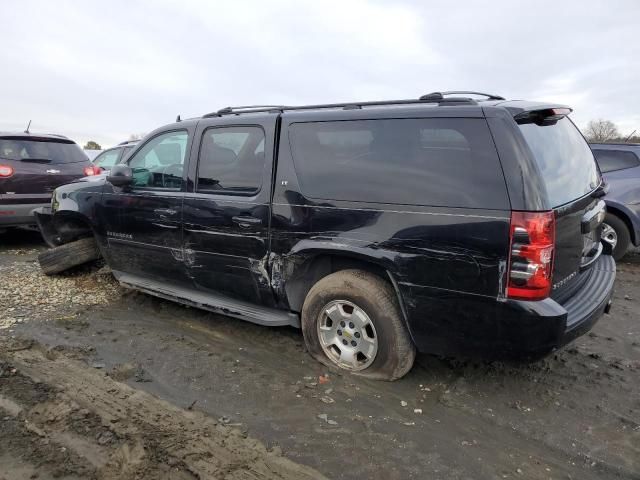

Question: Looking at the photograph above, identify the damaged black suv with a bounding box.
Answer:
[36,91,615,380]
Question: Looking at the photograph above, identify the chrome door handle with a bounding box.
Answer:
[232,216,262,228]
[154,208,177,215]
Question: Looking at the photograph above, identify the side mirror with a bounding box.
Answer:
[107,164,133,187]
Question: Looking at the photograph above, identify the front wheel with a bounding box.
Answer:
[301,269,415,381]
[602,213,631,261]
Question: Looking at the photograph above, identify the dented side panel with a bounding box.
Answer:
[270,116,513,353]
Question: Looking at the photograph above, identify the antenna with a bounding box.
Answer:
[25,120,32,134]
[625,130,637,143]
[176,115,181,122]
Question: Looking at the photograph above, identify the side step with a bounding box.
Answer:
[113,271,300,328]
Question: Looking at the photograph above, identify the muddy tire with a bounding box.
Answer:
[603,213,631,261]
[38,237,101,275]
[301,269,416,381]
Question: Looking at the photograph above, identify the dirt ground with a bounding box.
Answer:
[1,230,639,480]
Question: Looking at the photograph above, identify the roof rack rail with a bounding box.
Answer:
[204,95,480,118]
[216,105,287,115]
[420,91,505,101]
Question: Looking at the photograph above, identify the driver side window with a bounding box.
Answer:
[128,131,188,189]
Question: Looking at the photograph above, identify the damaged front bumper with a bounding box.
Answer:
[33,206,62,248]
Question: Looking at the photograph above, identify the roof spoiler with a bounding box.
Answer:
[514,107,572,126]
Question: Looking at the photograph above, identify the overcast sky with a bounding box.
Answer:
[2,0,638,148]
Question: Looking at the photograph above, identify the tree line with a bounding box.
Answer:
[582,119,639,144]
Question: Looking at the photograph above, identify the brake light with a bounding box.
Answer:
[507,211,555,301]
[83,164,101,176]
[514,107,573,126]
[0,165,14,177]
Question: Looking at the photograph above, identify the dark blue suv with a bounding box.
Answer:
[591,143,640,260]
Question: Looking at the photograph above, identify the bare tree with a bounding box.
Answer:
[584,119,620,143]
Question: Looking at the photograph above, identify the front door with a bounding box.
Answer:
[182,117,277,306]
[100,129,193,285]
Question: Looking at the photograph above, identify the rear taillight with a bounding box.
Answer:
[0,165,14,177]
[507,211,555,301]
[83,164,101,176]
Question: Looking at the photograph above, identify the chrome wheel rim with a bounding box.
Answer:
[317,300,378,371]
[601,223,618,250]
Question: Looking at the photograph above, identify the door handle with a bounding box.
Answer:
[232,216,262,228]
[154,208,177,216]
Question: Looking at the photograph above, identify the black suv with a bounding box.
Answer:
[0,132,93,229]
[35,92,615,380]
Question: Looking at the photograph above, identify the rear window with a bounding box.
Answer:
[0,138,88,164]
[288,118,508,208]
[518,117,600,207]
[593,149,640,173]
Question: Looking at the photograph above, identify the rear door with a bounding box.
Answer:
[517,117,604,297]
[0,136,89,204]
[182,115,277,306]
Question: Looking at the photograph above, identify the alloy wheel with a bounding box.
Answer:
[317,300,378,371]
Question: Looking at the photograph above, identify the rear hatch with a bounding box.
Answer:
[517,114,604,301]
[0,136,90,204]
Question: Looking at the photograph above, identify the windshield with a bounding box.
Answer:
[518,117,600,207]
[0,138,88,164]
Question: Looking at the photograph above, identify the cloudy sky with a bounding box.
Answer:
[2,0,638,148]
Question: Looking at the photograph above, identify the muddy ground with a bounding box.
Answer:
[1,230,639,480]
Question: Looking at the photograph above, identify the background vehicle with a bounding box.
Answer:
[590,143,640,260]
[0,132,91,229]
[83,149,102,161]
[35,92,614,380]
[93,140,139,170]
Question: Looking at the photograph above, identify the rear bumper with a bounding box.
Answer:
[402,255,616,359]
[0,202,49,226]
[560,254,615,346]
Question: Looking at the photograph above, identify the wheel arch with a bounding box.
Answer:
[605,203,637,246]
[50,210,96,245]
[277,247,414,340]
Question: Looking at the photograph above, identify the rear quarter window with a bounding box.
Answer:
[288,118,508,209]
[593,149,640,173]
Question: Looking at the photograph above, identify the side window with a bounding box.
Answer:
[593,149,640,173]
[94,148,121,168]
[196,126,265,194]
[127,131,188,189]
[288,118,507,208]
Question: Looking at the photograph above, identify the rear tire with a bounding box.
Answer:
[38,237,101,275]
[301,269,416,381]
[602,213,631,261]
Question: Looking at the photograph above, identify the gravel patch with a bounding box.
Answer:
[0,259,121,330]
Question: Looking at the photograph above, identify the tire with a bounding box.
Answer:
[602,213,631,261]
[301,269,416,381]
[38,237,101,275]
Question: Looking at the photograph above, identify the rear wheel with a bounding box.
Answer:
[301,269,415,381]
[38,237,101,275]
[602,213,630,261]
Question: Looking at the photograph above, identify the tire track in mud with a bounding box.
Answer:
[0,342,328,480]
